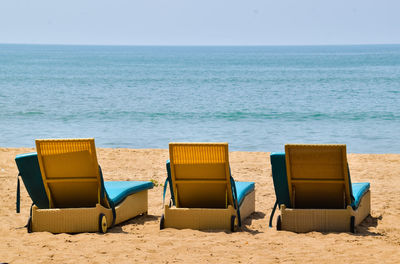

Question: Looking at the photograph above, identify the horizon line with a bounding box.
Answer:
[1,42,400,48]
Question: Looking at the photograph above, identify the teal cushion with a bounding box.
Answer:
[350,182,370,209]
[104,181,154,206]
[270,152,291,207]
[15,152,50,208]
[235,181,255,206]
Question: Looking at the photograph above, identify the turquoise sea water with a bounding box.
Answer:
[0,44,399,153]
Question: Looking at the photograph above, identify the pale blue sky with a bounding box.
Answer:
[1,0,399,45]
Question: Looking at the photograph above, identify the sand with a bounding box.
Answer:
[1,147,400,263]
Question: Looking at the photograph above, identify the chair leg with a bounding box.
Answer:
[350,216,355,233]
[160,214,165,230]
[277,215,282,231]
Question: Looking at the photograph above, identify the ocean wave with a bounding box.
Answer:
[36,110,400,122]
[14,111,45,116]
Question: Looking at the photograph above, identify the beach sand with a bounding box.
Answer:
[1,148,399,263]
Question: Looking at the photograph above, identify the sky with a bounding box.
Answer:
[1,0,400,46]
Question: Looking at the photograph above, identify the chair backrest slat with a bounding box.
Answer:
[169,143,233,208]
[285,144,351,209]
[36,138,101,208]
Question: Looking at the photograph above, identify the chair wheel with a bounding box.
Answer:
[27,216,32,233]
[99,213,107,233]
[350,216,355,233]
[160,214,165,230]
[230,215,236,232]
[276,215,282,231]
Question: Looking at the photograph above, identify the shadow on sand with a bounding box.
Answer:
[355,214,383,236]
[315,214,384,237]
[238,211,266,235]
[108,214,159,234]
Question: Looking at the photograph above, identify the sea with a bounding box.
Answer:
[0,44,399,153]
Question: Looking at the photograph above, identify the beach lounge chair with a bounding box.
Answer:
[269,144,370,233]
[160,143,255,231]
[15,138,153,233]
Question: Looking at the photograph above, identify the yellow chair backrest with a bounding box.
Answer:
[285,144,351,209]
[169,143,234,208]
[36,139,102,208]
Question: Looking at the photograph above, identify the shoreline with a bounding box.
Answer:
[2,146,399,155]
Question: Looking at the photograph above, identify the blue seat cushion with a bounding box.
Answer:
[235,181,255,206]
[350,182,370,209]
[104,181,154,206]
